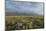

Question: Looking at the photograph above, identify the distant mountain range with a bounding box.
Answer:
[5,10,41,16]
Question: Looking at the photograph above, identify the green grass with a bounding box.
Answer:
[5,16,44,30]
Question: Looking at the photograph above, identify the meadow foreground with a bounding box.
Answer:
[5,16,44,30]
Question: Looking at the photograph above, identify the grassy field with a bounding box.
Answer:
[5,16,44,30]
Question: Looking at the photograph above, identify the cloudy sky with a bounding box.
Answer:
[5,0,44,15]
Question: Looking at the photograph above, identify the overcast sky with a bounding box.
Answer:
[5,0,44,15]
